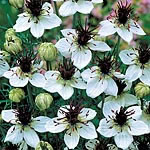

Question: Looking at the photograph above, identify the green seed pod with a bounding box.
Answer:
[5,28,16,39]
[9,88,25,103]
[35,93,53,111]
[4,35,22,54]
[135,82,150,98]
[38,42,58,61]
[9,0,24,9]
[36,141,53,150]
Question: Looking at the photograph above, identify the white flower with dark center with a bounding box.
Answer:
[119,44,150,86]
[45,104,97,149]
[81,56,124,98]
[0,55,10,77]
[98,1,146,43]
[85,139,118,150]
[44,60,86,100]
[3,55,46,88]
[13,1,62,38]
[1,107,51,148]
[55,24,111,70]
[98,79,138,107]
[53,0,103,17]
[97,101,149,149]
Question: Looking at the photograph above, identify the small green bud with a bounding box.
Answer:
[38,42,57,61]
[9,0,24,9]
[4,35,22,54]
[5,28,16,39]
[9,88,25,103]
[135,82,150,98]
[35,141,53,150]
[35,93,53,111]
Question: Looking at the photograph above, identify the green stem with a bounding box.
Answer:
[27,84,34,108]
[54,1,59,17]
[101,93,105,116]
[73,13,79,28]
[115,36,121,58]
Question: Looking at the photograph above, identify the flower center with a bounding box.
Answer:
[58,60,76,80]
[16,107,32,126]
[26,0,42,17]
[116,1,133,25]
[115,79,126,95]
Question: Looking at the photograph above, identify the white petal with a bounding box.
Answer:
[30,22,44,38]
[10,76,29,87]
[57,105,70,117]
[40,14,61,29]
[72,49,92,70]
[59,1,77,16]
[55,38,72,57]
[0,60,10,77]
[58,85,74,100]
[23,127,40,148]
[19,141,28,150]
[29,73,46,88]
[97,118,117,137]
[46,118,67,133]
[140,68,150,86]
[125,65,142,82]
[119,50,137,65]
[117,28,133,43]
[2,109,17,124]
[86,78,108,98]
[89,41,111,52]
[64,128,80,149]
[13,15,31,32]
[103,101,121,118]
[92,0,103,3]
[42,2,53,14]
[130,20,146,35]
[114,131,133,149]
[76,1,93,14]
[45,70,60,80]
[78,108,97,121]
[5,125,23,144]
[104,78,118,96]
[31,116,51,133]
[78,122,97,139]
[98,20,117,36]
[3,67,18,79]
[128,120,149,135]
[61,29,77,39]
[71,78,86,89]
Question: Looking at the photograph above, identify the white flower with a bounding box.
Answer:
[46,105,97,149]
[56,28,111,70]
[3,59,46,88]
[1,108,51,148]
[44,61,86,100]
[13,2,62,38]
[0,55,10,77]
[53,0,103,17]
[81,57,124,98]
[97,101,149,149]
[98,1,145,43]
[119,48,150,86]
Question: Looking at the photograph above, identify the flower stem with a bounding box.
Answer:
[101,93,105,115]
[54,1,59,17]
[27,84,34,108]
[73,13,79,28]
[114,36,121,59]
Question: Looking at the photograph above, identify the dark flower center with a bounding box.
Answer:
[3,144,18,150]
[26,0,42,17]
[58,60,76,80]
[115,79,126,95]
[16,107,32,126]
[117,1,133,25]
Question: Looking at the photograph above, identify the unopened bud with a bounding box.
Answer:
[36,141,53,150]
[9,0,24,9]
[5,28,16,39]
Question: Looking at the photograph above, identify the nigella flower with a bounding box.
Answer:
[45,103,97,149]
[3,53,46,87]
[13,0,62,38]
[1,106,50,148]
[56,22,111,69]
[53,0,103,17]
[0,55,10,77]
[81,55,124,98]
[97,101,149,149]
[44,59,86,100]
[98,0,146,43]
[119,43,150,86]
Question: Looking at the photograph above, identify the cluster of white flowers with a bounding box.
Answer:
[0,0,150,150]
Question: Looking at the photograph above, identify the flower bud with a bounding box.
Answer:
[9,0,24,9]
[35,93,53,111]
[38,42,57,61]
[35,141,53,150]
[9,88,25,103]
[134,82,150,98]
[4,35,22,54]
[5,28,16,39]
